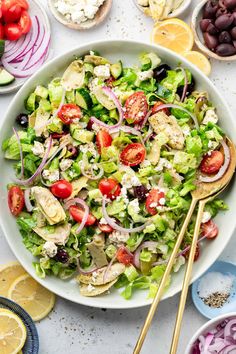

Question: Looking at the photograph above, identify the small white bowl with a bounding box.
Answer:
[133,0,191,20]
[191,0,236,62]
[185,312,236,354]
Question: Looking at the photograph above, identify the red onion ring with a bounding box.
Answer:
[136,110,152,130]
[24,188,34,212]
[102,197,148,234]
[90,86,124,130]
[13,127,24,178]
[78,261,98,275]
[177,67,188,103]
[80,162,104,180]
[109,125,144,144]
[152,103,199,129]
[103,250,118,283]
[64,198,89,234]
[199,140,231,183]
[14,135,52,186]
[133,241,159,269]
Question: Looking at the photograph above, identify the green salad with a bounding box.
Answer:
[2,50,229,299]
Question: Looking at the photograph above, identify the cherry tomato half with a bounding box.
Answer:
[120,143,146,167]
[0,24,4,39]
[19,10,31,34]
[152,101,169,115]
[99,178,121,200]
[201,220,219,240]
[145,189,165,216]
[50,180,72,199]
[2,0,29,12]
[4,23,22,41]
[200,150,224,175]
[8,186,25,216]
[58,104,82,125]
[69,205,96,226]
[183,244,200,262]
[3,4,22,23]
[96,130,113,154]
[124,92,148,124]
[116,247,134,265]
[98,223,113,233]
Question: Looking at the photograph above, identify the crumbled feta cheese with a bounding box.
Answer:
[182,126,191,137]
[94,64,110,79]
[141,159,151,168]
[138,69,154,81]
[91,123,100,133]
[121,172,141,189]
[128,199,140,214]
[173,255,186,273]
[80,143,97,157]
[71,10,86,23]
[109,230,129,244]
[159,198,166,206]
[155,158,172,172]
[59,159,73,171]
[88,77,100,92]
[201,211,212,224]
[149,202,158,208]
[87,284,96,293]
[32,141,45,158]
[100,217,108,225]
[43,241,58,258]
[202,109,218,125]
[42,169,60,183]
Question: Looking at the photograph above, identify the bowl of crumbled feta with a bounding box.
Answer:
[48,0,112,30]
[0,39,236,309]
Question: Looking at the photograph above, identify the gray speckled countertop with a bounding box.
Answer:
[1,0,236,353]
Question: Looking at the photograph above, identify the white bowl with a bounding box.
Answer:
[185,312,236,354]
[133,0,192,19]
[0,40,236,309]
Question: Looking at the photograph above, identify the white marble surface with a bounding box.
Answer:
[1,0,236,353]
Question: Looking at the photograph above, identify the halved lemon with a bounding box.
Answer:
[0,261,27,297]
[0,309,27,354]
[8,274,56,321]
[151,18,194,54]
[182,51,212,76]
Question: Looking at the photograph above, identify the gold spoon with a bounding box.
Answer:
[133,137,236,354]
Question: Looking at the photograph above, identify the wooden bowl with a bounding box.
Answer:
[48,0,112,30]
[191,0,236,61]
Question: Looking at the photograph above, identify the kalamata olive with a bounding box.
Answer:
[204,32,219,50]
[233,40,236,47]
[54,249,69,263]
[207,23,219,35]
[200,19,213,32]
[232,12,236,25]
[203,1,218,19]
[153,64,171,82]
[224,0,236,9]
[177,77,196,98]
[215,14,234,29]
[133,185,149,202]
[219,30,232,42]
[216,43,236,55]
[216,7,228,18]
[16,113,29,128]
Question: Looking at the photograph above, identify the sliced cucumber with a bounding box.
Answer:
[75,88,92,110]
[110,60,123,79]
[0,40,5,58]
[0,67,15,86]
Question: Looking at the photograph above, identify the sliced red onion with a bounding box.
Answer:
[14,135,52,186]
[110,125,144,144]
[24,189,34,212]
[64,198,89,234]
[199,140,231,183]
[13,127,24,178]
[136,110,152,130]
[177,67,188,103]
[224,320,236,339]
[90,86,124,130]
[40,136,69,175]
[152,103,199,129]
[102,197,148,234]
[203,333,214,352]
[80,162,104,180]
[78,261,98,275]
[103,250,118,283]
[3,35,26,60]
[220,345,236,354]
[133,241,159,269]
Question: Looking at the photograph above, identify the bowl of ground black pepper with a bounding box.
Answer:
[192,261,236,320]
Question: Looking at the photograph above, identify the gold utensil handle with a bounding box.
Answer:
[133,198,198,354]
[170,199,206,354]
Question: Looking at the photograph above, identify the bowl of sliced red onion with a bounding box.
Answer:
[185,312,236,354]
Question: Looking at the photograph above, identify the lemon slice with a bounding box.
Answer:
[0,309,27,354]
[151,18,194,54]
[0,261,27,297]
[182,51,212,76]
[8,274,56,321]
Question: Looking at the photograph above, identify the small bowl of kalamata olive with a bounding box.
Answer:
[192,0,236,61]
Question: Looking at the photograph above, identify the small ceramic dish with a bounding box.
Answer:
[191,0,236,62]
[0,0,51,95]
[133,0,192,20]
[0,296,39,354]
[48,0,112,30]
[185,311,236,354]
[192,261,236,320]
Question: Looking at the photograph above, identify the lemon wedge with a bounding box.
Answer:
[0,261,27,297]
[182,51,212,76]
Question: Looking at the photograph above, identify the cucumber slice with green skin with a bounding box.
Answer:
[75,88,92,110]
[0,67,15,86]
[0,40,5,58]
[110,61,123,79]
